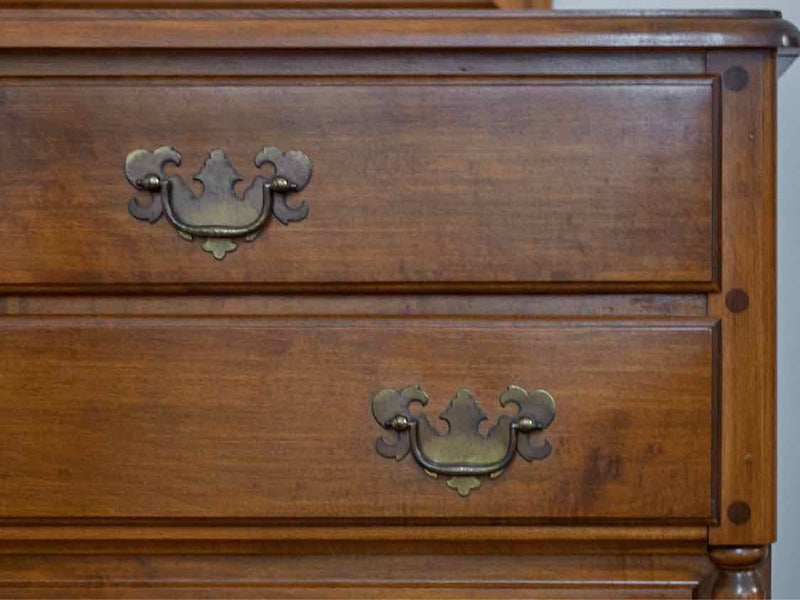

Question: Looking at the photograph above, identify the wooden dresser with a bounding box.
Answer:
[0,7,796,598]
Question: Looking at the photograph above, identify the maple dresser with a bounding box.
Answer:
[0,5,796,598]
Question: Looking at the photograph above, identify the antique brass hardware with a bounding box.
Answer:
[373,385,556,497]
[125,146,312,260]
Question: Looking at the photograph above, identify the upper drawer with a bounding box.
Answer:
[0,78,718,290]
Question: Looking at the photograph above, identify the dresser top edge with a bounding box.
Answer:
[0,9,797,57]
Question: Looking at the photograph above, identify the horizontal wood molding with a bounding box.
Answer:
[0,294,708,317]
[0,552,713,598]
[0,49,708,78]
[0,524,708,543]
[0,11,796,51]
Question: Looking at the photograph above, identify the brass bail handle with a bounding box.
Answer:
[384,411,544,477]
[124,145,312,260]
[137,173,294,239]
[373,385,556,497]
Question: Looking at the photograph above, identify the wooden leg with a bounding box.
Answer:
[709,546,768,599]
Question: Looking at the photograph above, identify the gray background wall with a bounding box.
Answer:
[550,0,799,596]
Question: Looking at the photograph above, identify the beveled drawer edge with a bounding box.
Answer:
[0,314,721,329]
[0,281,723,295]
[711,320,722,528]
[0,523,709,543]
[0,49,710,78]
[0,293,709,318]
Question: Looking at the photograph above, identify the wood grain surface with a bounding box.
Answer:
[0,317,715,522]
[0,50,708,78]
[0,552,714,599]
[0,9,791,594]
[707,50,778,545]
[0,11,796,52]
[0,294,708,317]
[0,79,716,289]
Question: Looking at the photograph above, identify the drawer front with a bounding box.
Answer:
[0,317,717,522]
[0,78,717,288]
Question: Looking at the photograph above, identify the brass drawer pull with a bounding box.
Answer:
[124,146,312,260]
[373,385,556,496]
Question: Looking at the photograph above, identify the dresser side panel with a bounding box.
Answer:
[707,49,778,544]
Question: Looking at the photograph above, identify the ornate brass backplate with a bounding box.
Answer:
[124,146,312,259]
[372,385,556,497]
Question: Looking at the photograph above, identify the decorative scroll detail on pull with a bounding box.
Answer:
[124,145,312,260]
[372,385,556,497]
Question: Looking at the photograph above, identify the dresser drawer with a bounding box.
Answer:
[0,77,717,289]
[0,317,716,522]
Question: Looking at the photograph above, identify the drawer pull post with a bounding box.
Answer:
[373,385,556,496]
[125,145,312,260]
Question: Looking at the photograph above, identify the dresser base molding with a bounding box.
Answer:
[0,531,769,598]
[0,547,753,599]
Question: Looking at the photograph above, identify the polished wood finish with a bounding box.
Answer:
[0,8,792,598]
[0,11,796,52]
[0,524,709,544]
[0,294,709,317]
[0,552,712,599]
[707,51,777,546]
[0,79,716,288]
[0,50,708,77]
[0,317,714,521]
[709,546,768,599]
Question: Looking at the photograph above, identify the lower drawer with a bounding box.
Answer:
[0,317,717,523]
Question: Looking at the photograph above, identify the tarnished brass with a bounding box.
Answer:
[124,146,312,260]
[373,385,556,497]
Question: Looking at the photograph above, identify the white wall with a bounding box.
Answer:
[551,1,800,596]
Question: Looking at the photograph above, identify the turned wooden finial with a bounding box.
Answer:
[709,546,767,599]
